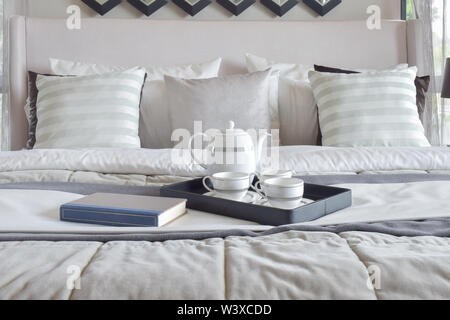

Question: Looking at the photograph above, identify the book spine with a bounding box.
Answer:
[60,205,159,227]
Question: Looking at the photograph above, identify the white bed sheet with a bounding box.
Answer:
[0,146,448,234]
[0,180,449,234]
[0,146,449,177]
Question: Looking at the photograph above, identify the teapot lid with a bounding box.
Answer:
[221,121,246,135]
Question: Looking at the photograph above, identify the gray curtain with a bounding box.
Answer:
[413,0,448,145]
[1,0,27,150]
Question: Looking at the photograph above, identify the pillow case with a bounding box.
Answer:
[49,57,222,149]
[165,70,272,144]
[314,64,431,121]
[308,67,430,147]
[26,71,52,149]
[246,53,311,80]
[278,77,321,146]
[33,68,147,149]
[245,53,316,146]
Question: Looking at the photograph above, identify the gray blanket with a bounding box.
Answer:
[2,174,450,195]
[2,219,449,242]
[299,173,450,185]
[0,173,449,241]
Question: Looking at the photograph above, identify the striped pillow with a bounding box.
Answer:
[34,68,146,149]
[308,67,431,147]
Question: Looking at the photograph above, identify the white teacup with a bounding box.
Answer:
[254,177,304,209]
[203,172,253,201]
[258,170,293,182]
[255,177,304,199]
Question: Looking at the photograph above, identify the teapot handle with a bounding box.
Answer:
[189,132,210,169]
[250,181,266,198]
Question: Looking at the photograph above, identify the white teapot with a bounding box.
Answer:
[189,121,271,175]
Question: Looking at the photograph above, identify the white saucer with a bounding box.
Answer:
[204,191,262,204]
[256,198,314,208]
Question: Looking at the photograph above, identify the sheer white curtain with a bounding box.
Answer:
[413,0,449,145]
[1,0,27,150]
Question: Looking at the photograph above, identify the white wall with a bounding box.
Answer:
[24,0,401,21]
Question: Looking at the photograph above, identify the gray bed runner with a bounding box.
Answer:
[1,173,450,196]
[0,181,161,196]
[298,174,450,185]
[1,218,449,242]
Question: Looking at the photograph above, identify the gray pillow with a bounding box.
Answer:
[165,70,272,145]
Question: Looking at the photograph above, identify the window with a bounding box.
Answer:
[406,0,450,144]
[430,0,450,144]
[0,0,3,145]
[405,0,415,20]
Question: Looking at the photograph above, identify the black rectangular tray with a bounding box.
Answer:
[160,178,352,226]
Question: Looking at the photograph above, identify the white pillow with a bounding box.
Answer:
[278,78,320,145]
[165,70,272,145]
[34,68,147,149]
[49,57,222,149]
[246,53,315,145]
[246,53,311,80]
[353,64,409,73]
[308,67,431,147]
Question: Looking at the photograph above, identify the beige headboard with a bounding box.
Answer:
[9,16,414,150]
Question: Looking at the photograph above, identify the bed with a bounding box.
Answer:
[0,16,449,300]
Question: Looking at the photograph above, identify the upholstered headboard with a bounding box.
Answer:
[9,16,418,150]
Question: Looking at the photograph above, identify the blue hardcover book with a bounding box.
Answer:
[60,193,187,227]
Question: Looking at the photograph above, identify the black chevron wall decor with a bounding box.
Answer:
[82,0,343,17]
[260,0,300,17]
[128,0,168,16]
[82,0,123,15]
[172,0,213,16]
[303,0,342,16]
[217,0,256,16]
